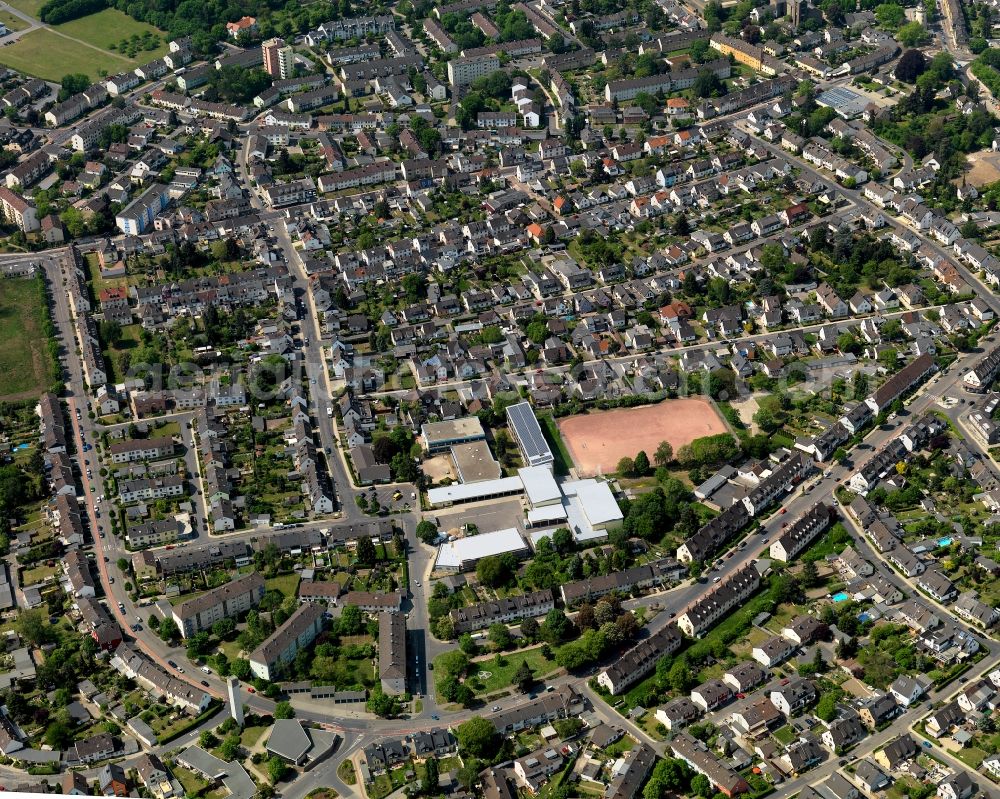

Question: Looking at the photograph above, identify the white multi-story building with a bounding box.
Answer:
[447,53,500,87]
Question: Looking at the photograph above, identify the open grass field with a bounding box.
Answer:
[0,10,28,30]
[466,645,560,695]
[0,28,131,80]
[4,0,46,18]
[0,8,167,80]
[0,277,54,401]
[558,399,728,477]
[54,8,167,57]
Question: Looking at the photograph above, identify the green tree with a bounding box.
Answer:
[476,554,515,587]
[200,730,219,749]
[339,604,364,635]
[459,633,479,655]
[668,656,694,693]
[520,616,540,641]
[275,701,294,719]
[438,649,470,677]
[541,608,573,644]
[897,20,928,45]
[356,535,377,565]
[691,774,712,798]
[16,608,51,646]
[617,456,636,477]
[367,690,399,718]
[488,623,512,650]
[455,717,498,759]
[875,2,905,27]
[44,717,73,749]
[654,441,673,467]
[633,451,650,476]
[513,659,534,692]
[267,756,288,784]
[423,757,439,794]
[815,692,838,721]
[417,519,439,545]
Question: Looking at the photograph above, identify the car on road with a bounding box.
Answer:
[108,576,114,584]
[668,611,676,618]
[414,581,421,587]
[492,705,501,712]
[117,602,124,612]
[838,759,847,767]
[762,538,769,544]
[713,577,721,583]
[431,714,439,720]
[247,686,256,693]
[202,666,212,674]
[201,680,210,687]
[922,741,932,749]
[103,556,109,562]
[167,660,178,668]
[780,508,787,514]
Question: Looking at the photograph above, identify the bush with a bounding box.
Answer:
[39,0,106,24]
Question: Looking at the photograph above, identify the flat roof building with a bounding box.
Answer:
[426,476,524,507]
[421,417,487,452]
[451,440,502,482]
[520,465,561,507]
[564,479,623,531]
[506,401,554,469]
[435,528,530,571]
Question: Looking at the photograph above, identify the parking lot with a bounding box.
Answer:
[433,496,525,534]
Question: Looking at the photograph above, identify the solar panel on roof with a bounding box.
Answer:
[506,402,553,464]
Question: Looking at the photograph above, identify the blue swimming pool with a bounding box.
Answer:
[832,592,849,602]
[938,537,953,547]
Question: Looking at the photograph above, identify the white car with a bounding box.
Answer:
[201,665,212,674]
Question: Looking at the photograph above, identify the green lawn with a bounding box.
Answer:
[772,725,796,745]
[0,277,55,400]
[952,745,988,769]
[463,645,561,695]
[0,10,28,30]
[540,415,573,476]
[53,8,167,57]
[21,563,59,585]
[0,28,133,80]
[265,573,301,598]
[172,766,209,797]
[240,725,268,748]
[4,0,46,18]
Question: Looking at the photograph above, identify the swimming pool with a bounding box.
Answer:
[832,592,849,602]
[938,537,953,547]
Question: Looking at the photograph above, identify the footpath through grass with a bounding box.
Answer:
[0,8,168,80]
